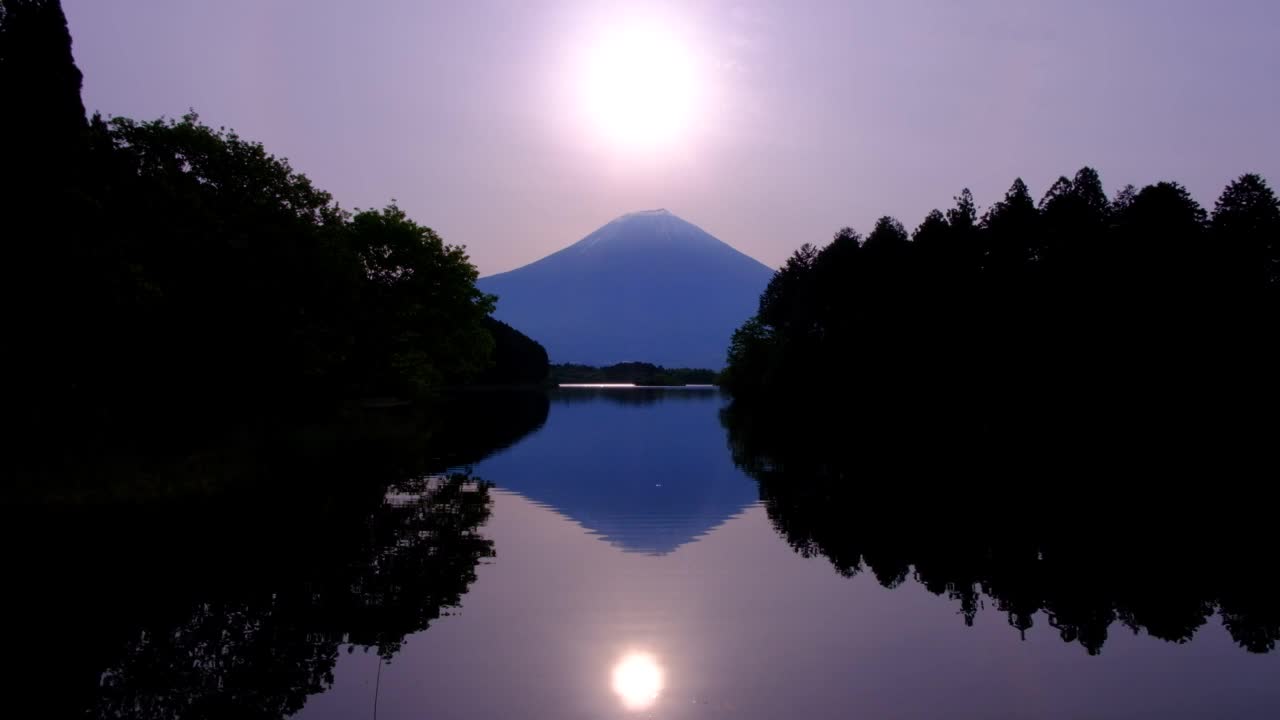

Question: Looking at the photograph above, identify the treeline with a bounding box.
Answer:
[475,318,550,386]
[1,0,545,439]
[552,362,718,386]
[722,167,1280,409]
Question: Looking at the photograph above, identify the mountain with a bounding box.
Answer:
[477,209,774,369]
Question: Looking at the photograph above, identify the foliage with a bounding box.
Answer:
[0,0,85,163]
[474,317,550,385]
[551,362,718,386]
[723,167,1280,402]
[1,2,526,444]
[345,204,495,396]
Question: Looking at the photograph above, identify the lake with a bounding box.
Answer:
[9,387,1280,719]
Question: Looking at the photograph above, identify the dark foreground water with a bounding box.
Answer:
[9,388,1280,719]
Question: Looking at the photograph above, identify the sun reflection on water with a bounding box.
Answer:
[611,651,664,711]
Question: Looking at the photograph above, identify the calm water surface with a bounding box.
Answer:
[13,388,1279,718]
[291,388,1278,720]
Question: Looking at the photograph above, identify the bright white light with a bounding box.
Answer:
[610,651,664,711]
[580,18,700,151]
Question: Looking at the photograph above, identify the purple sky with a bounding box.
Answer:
[63,0,1280,275]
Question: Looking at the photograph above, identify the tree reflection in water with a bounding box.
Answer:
[91,474,493,719]
[7,392,548,720]
[721,397,1280,657]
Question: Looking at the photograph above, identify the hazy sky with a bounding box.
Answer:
[63,0,1280,275]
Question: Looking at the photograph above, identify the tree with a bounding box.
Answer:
[722,169,1277,408]
[2,0,94,420]
[946,188,983,277]
[1211,174,1280,291]
[476,317,550,385]
[860,216,912,343]
[758,243,821,339]
[912,209,949,248]
[347,204,496,397]
[862,216,909,254]
[982,178,1039,276]
[947,188,978,231]
[720,317,776,397]
[1070,167,1110,222]
[814,227,863,298]
[1039,176,1075,213]
[85,114,354,410]
[1113,181,1206,295]
[912,209,955,295]
[1111,184,1138,216]
[1040,168,1110,281]
[0,0,86,164]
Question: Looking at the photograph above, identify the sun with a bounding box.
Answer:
[610,651,665,711]
[580,19,700,151]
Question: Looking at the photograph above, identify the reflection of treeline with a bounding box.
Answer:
[553,362,718,386]
[8,392,550,718]
[10,385,550,502]
[435,388,551,462]
[721,406,1280,656]
[1,1,546,442]
[721,167,1280,407]
[76,474,493,719]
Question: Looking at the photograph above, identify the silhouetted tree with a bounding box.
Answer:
[723,166,1280,404]
[1039,168,1110,290]
[946,187,982,275]
[3,5,538,456]
[911,209,950,259]
[1211,173,1280,291]
[0,0,86,165]
[2,0,97,429]
[721,318,776,395]
[477,317,550,385]
[982,178,1039,278]
[1111,183,1138,215]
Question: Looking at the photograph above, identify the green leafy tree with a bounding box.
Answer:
[347,204,496,397]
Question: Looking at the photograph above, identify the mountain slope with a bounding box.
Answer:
[477,210,773,369]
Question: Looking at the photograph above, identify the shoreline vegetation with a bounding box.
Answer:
[2,2,549,469]
[0,2,712,504]
[720,168,1280,458]
[550,362,718,387]
[8,1,1277,501]
[0,1,562,504]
